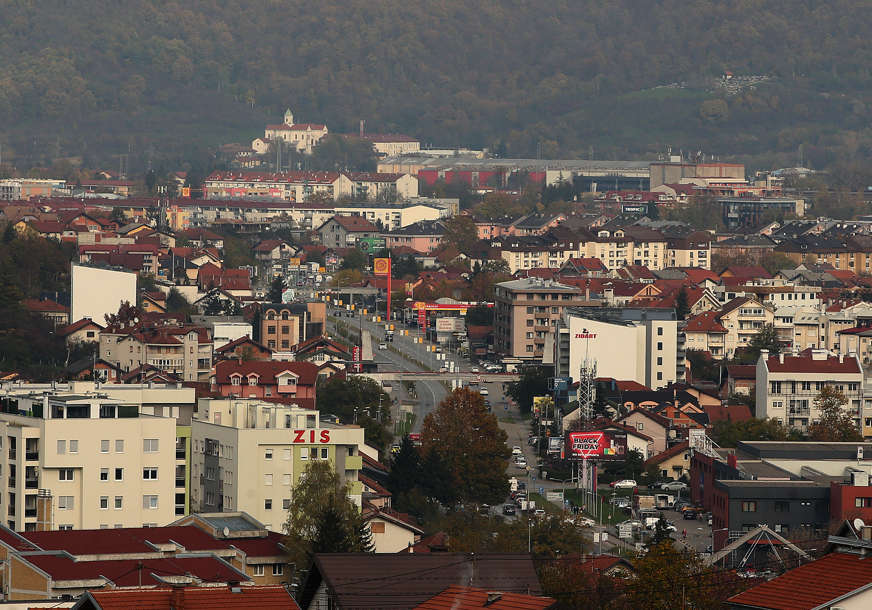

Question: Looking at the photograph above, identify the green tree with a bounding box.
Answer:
[465,304,494,326]
[392,254,419,279]
[675,286,690,320]
[316,376,391,450]
[809,385,862,441]
[418,448,458,506]
[267,275,286,304]
[710,417,794,447]
[310,134,377,173]
[340,248,367,271]
[442,215,479,253]
[387,435,421,497]
[506,365,550,415]
[165,287,190,313]
[745,323,781,362]
[420,388,510,505]
[284,461,373,575]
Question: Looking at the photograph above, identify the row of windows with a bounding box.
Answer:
[57,439,159,454]
[57,495,160,510]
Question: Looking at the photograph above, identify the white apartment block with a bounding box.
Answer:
[756,348,865,434]
[0,393,178,532]
[191,399,365,532]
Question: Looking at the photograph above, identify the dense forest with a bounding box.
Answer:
[1,1,871,172]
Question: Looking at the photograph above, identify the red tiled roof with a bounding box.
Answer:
[216,335,273,355]
[414,585,555,610]
[227,531,287,558]
[720,265,772,279]
[253,239,290,252]
[644,441,689,466]
[590,417,654,441]
[266,122,326,131]
[726,365,756,380]
[57,318,104,336]
[684,310,727,334]
[23,554,244,586]
[578,554,634,575]
[22,298,68,313]
[680,267,721,284]
[81,585,298,610]
[215,360,319,386]
[402,531,451,554]
[765,350,861,374]
[703,403,753,423]
[595,378,650,392]
[206,170,339,184]
[727,552,872,609]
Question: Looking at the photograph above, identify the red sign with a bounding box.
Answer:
[352,345,362,373]
[567,431,622,458]
[292,430,331,443]
[574,333,597,339]
[408,433,421,441]
[418,308,426,328]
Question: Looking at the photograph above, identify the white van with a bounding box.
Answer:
[479,388,489,396]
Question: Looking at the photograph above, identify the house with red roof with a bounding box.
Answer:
[577,554,636,579]
[559,256,609,277]
[57,317,104,345]
[253,238,297,261]
[99,321,213,382]
[685,296,774,359]
[215,335,273,361]
[211,359,320,408]
[362,500,425,553]
[684,310,729,357]
[289,335,352,366]
[756,348,863,434]
[23,297,69,327]
[317,214,380,249]
[345,171,419,200]
[644,440,691,480]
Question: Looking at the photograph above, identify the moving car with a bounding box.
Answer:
[577,517,595,527]
[610,479,637,489]
[471,367,480,373]
[512,446,523,455]
[533,509,546,518]
[515,458,527,468]
[502,504,516,516]
[378,342,387,350]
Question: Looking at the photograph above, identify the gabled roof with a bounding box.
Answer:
[215,360,319,386]
[57,318,104,336]
[414,585,555,610]
[764,349,861,374]
[324,214,379,232]
[75,585,298,610]
[720,265,772,279]
[23,298,68,313]
[577,554,635,576]
[644,441,689,466]
[727,552,872,610]
[684,310,727,334]
[589,417,654,442]
[726,364,756,380]
[215,335,273,355]
[618,407,673,430]
[253,238,292,252]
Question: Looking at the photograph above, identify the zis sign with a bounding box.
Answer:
[292,430,331,443]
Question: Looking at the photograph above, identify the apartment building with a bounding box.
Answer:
[258,302,325,351]
[557,307,684,390]
[0,392,178,532]
[756,348,864,433]
[665,232,713,269]
[493,278,597,361]
[776,234,872,272]
[100,324,213,382]
[204,171,352,202]
[191,399,365,531]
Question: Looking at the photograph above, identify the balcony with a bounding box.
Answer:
[25,451,39,461]
[345,455,362,471]
[788,408,810,417]
[24,508,36,518]
[25,478,38,490]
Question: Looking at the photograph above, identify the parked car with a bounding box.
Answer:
[610,479,637,489]
[512,446,523,455]
[683,509,698,520]
[515,457,527,468]
[502,504,516,516]
[471,367,480,373]
[662,481,688,492]
[610,497,630,508]
[378,342,387,350]
[479,388,489,396]
[577,517,595,527]
[533,509,546,518]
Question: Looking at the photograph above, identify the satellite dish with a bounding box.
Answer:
[223,526,230,537]
[854,518,865,532]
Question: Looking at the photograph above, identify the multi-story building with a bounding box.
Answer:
[100,323,213,382]
[493,278,597,361]
[259,108,328,154]
[190,398,365,532]
[665,231,712,269]
[344,172,419,201]
[203,171,352,202]
[776,234,872,273]
[756,348,864,433]
[557,307,684,390]
[383,220,445,253]
[211,360,319,409]
[0,392,178,531]
[719,196,805,229]
[257,302,324,351]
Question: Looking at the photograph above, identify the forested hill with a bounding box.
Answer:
[1,0,871,169]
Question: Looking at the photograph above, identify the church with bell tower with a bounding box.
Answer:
[255,106,328,155]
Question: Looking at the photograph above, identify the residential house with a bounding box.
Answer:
[57,318,104,345]
[644,441,690,481]
[345,172,418,201]
[383,220,445,253]
[23,298,69,327]
[618,409,672,455]
[211,360,320,408]
[99,322,213,382]
[756,348,864,433]
[317,215,380,249]
[72,586,298,610]
[214,335,273,361]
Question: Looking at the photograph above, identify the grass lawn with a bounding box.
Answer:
[563,488,635,527]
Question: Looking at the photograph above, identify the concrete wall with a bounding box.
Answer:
[70,264,137,324]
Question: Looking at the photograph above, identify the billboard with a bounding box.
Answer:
[359,237,386,252]
[547,436,564,455]
[435,317,465,333]
[566,431,627,460]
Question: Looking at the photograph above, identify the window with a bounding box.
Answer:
[265,499,272,510]
[264,474,273,486]
[741,501,757,512]
[57,440,66,454]
[856,497,872,508]
[59,469,74,481]
[300,447,309,461]
[143,468,158,480]
[115,496,123,509]
[144,439,159,453]
[69,440,78,453]
[321,448,328,460]
[58,496,74,510]
[273,564,283,576]
[115,440,124,453]
[59,524,73,530]
[265,449,273,460]
[253,565,265,576]
[114,468,123,481]
[231,376,241,386]
[100,440,110,453]
[100,496,109,509]
[283,498,291,510]
[657,372,663,381]
[774,501,790,513]
[657,342,663,350]
[636,422,644,431]
[142,495,159,509]
[100,468,109,481]
[658,327,663,336]
[771,381,782,394]
[657,357,662,365]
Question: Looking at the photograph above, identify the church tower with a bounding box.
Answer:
[283,108,294,126]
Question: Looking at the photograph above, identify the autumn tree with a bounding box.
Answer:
[420,387,510,505]
[284,461,373,574]
[339,248,367,271]
[442,215,479,254]
[809,385,862,441]
[104,301,141,328]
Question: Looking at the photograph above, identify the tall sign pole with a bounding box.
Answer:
[374,257,392,321]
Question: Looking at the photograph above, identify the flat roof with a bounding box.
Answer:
[737,441,872,460]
